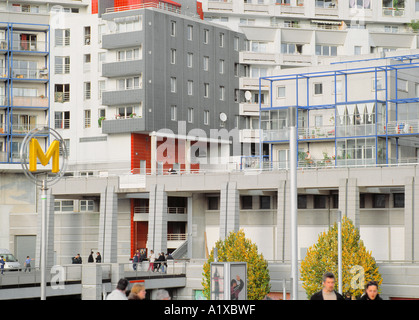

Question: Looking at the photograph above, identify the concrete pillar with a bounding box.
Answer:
[148,184,167,253]
[404,176,419,261]
[219,182,239,240]
[81,263,103,300]
[276,180,290,262]
[339,178,359,229]
[98,186,118,263]
[35,189,55,268]
[150,132,157,175]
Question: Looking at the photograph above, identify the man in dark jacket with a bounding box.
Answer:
[72,254,82,264]
[310,272,344,300]
[358,281,383,300]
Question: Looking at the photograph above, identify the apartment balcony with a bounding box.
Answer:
[383,120,419,135]
[11,123,47,134]
[12,40,48,53]
[239,51,277,65]
[11,96,48,108]
[102,116,145,134]
[102,60,142,78]
[262,128,289,142]
[239,103,261,116]
[102,88,142,106]
[244,3,269,13]
[382,7,405,17]
[277,3,305,15]
[298,126,335,140]
[207,0,233,12]
[240,129,260,143]
[12,68,48,81]
[280,54,315,66]
[102,31,142,50]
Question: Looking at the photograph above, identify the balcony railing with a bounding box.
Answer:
[168,207,186,214]
[12,40,47,52]
[382,7,405,17]
[12,96,48,107]
[298,126,335,139]
[167,233,187,241]
[385,120,419,135]
[12,68,48,80]
[11,123,47,134]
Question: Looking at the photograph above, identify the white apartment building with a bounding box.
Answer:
[201,0,419,145]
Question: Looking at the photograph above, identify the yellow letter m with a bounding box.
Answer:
[29,139,60,173]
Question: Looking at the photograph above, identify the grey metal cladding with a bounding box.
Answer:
[102,59,142,77]
[102,117,146,134]
[102,30,143,49]
[102,88,142,106]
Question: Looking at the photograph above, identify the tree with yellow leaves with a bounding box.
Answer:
[202,229,270,300]
[300,216,382,299]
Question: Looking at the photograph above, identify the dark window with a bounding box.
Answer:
[332,194,339,209]
[314,195,327,209]
[207,197,219,210]
[298,195,307,209]
[260,196,270,209]
[373,194,386,208]
[241,196,252,209]
[360,194,365,208]
[393,193,404,208]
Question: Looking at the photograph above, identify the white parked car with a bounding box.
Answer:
[0,249,21,271]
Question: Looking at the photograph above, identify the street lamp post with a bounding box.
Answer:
[337,210,342,295]
[289,106,298,300]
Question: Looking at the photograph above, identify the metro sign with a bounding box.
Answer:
[29,138,60,173]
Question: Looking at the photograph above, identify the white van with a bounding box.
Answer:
[0,249,21,271]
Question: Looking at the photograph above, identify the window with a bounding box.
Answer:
[315,115,323,127]
[393,193,404,208]
[84,82,91,100]
[84,110,91,128]
[204,83,209,98]
[187,25,193,41]
[251,67,267,78]
[55,29,70,46]
[187,53,193,68]
[80,200,94,212]
[187,80,193,95]
[314,195,327,209]
[316,45,337,56]
[55,111,70,129]
[55,56,70,74]
[98,108,106,127]
[219,33,224,47]
[219,59,224,74]
[117,106,133,118]
[416,0,419,11]
[277,86,286,98]
[314,83,323,95]
[219,86,225,101]
[118,77,141,90]
[260,196,270,209]
[241,196,252,209]
[188,108,194,123]
[170,105,177,121]
[297,195,307,209]
[203,56,209,71]
[397,79,408,92]
[171,21,176,36]
[373,194,386,208]
[349,0,371,9]
[55,84,70,102]
[117,48,140,61]
[354,46,362,55]
[203,29,209,44]
[281,43,303,54]
[170,49,176,64]
[204,110,209,125]
[234,37,239,51]
[55,200,74,212]
[98,80,106,99]
[384,25,398,33]
[84,26,91,45]
[171,77,177,93]
[251,41,267,53]
[372,78,383,91]
[207,197,219,210]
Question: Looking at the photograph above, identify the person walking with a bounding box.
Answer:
[96,252,102,263]
[24,256,33,272]
[358,281,383,300]
[88,251,94,263]
[147,250,155,272]
[133,250,139,271]
[0,256,4,275]
[310,272,344,300]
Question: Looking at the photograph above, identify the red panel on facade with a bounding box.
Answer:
[91,0,98,14]
[197,1,203,20]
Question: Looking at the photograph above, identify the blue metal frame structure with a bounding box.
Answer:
[259,54,419,168]
[0,22,50,164]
